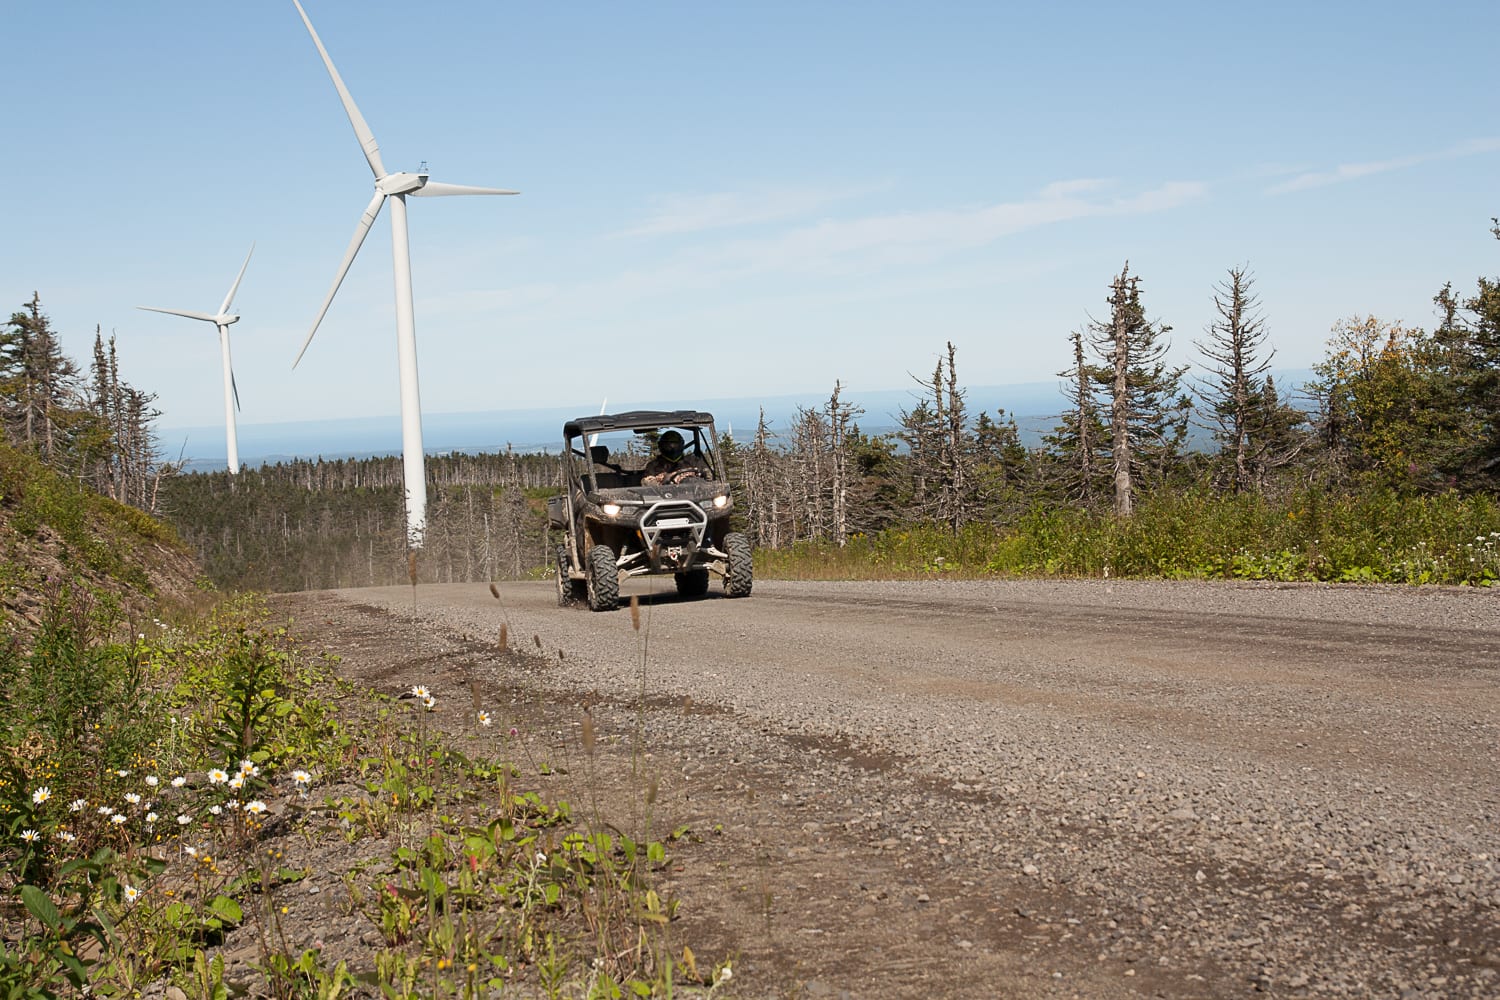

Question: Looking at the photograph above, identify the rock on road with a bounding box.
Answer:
[284,578,1500,998]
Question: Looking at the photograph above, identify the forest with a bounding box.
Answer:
[6,223,1499,593]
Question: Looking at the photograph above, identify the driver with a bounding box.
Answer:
[641,429,709,485]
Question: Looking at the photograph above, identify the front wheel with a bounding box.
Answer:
[585,544,620,612]
[724,532,753,598]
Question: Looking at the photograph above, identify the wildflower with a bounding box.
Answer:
[477,711,492,727]
[209,805,223,817]
[146,812,159,824]
[184,846,198,857]
[32,786,51,805]
[207,769,229,785]
[423,695,436,711]
[111,813,128,825]
[56,831,76,843]
[144,775,159,788]
[122,885,140,904]
[171,776,187,788]
[20,829,39,844]
[244,801,267,815]
[411,684,430,699]
[116,769,130,778]
[509,727,519,737]
[98,805,115,817]
[535,851,547,865]
[292,770,312,786]
[177,814,191,826]
[69,798,87,812]
[238,759,259,777]
[228,774,245,792]
[124,792,141,806]
[718,964,733,984]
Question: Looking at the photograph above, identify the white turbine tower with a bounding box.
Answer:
[290,0,517,549]
[138,244,255,474]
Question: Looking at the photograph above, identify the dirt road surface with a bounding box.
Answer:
[273,578,1500,999]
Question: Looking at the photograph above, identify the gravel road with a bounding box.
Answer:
[283,578,1500,998]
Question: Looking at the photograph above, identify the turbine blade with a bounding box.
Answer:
[293,191,386,368]
[588,398,607,446]
[218,242,256,316]
[232,370,241,412]
[292,0,387,178]
[137,306,218,323]
[412,182,520,197]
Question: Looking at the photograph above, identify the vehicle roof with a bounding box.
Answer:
[563,410,717,439]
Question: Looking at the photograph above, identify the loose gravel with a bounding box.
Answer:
[283,578,1499,998]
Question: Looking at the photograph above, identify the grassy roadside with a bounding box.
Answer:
[756,488,1500,586]
[0,590,732,999]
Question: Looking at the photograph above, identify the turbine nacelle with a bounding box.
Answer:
[377,171,429,196]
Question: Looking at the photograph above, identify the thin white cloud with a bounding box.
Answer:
[706,178,1205,275]
[1266,137,1500,195]
[618,183,891,237]
[479,177,1206,316]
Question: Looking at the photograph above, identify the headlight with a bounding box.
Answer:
[602,503,622,517]
[712,494,729,509]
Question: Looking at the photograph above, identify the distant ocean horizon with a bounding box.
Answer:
[161,372,1316,474]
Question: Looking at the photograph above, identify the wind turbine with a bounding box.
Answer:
[290,0,517,549]
[138,244,255,474]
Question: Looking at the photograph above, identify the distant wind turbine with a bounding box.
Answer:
[290,0,518,549]
[138,243,255,474]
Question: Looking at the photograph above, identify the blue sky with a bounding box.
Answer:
[3,1,1497,450]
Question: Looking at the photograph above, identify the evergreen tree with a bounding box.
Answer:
[1195,267,1272,492]
[1089,264,1191,515]
[1431,219,1500,489]
[897,343,978,531]
[1,293,83,465]
[1043,329,1108,505]
[1310,316,1456,491]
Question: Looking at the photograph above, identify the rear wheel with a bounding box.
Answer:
[675,569,710,598]
[585,544,620,612]
[724,532,753,598]
[555,545,582,607]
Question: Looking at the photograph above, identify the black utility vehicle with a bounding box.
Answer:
[546,410,752,611]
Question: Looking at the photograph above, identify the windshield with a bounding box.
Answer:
[569,424,721,487]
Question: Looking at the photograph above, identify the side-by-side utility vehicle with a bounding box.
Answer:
[546,410,752,611]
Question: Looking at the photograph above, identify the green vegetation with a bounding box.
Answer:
[1,591,725,998]
[757,488,1500,585]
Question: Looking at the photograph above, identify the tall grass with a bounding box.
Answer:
[759,487,1500,585]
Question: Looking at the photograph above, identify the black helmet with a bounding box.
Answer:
[658,430,685,460]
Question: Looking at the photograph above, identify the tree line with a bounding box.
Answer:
[9,217,1496,591]
[1,293,171,510]
[725,227,1499,551]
